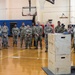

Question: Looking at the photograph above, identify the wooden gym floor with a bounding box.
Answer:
[0,37,75,75]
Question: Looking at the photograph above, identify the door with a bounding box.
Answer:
[10,22,17,36]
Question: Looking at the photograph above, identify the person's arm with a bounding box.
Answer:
[12,28,14,35]
[19,27,21,32]
[29,28,32,36]
[44,27,46,34]
[55,26,57,32]
[44,29,45,35]
[1,27,2,33]
[40,26,43,36]
[34,26,37,35]
[7,26,9,31]
[18,28,20,35]
[30,28,32,35]
[51,27,54,33]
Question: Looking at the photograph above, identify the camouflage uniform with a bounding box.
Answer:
[73,27,75,52]
[0,25,2,34]
[57,26,66,33]
[12,27,19,46]
[68,25,73,40]
[20,26,26,48]
[25,26,32,49]
[2,33,8,48]
[32,25,36,46]
[55,21,61,33]
[34,25,43,49]
[2,25,9,47]
[55,25,61,33]
[44,25,53,52]
[0,25,2,49]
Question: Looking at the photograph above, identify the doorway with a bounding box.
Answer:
[10,22,17,36]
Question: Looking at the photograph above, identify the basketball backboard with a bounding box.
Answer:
[22,7,36,16]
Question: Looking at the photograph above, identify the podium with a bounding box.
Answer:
[48,33,71,75]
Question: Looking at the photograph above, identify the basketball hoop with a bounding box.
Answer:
[39,0,45,9]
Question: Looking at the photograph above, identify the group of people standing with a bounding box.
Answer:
[13,22,43,49]
[0,21,74,52]
[44,21,74,52]
[0,22,43,50]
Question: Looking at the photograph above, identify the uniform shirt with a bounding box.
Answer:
[2,26,8,33]
[35,25,43,36]
[73,28,75,43]
[55,25,61,33]
[0,26,2,35]
[44,25,53,35]
[20,26,26,36]
[32,26,36,35]
[57,27,66,33]
[25,27,32,37]
[12,27,20,35]
[20,26,25,32]
[68,27,73,34]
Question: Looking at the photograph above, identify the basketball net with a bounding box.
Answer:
[39,0,45,9]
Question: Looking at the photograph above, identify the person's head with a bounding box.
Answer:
[68,25,70,28]
[37,21,41,26]
[73,25,75,28]
[22,22,25,27]
[32,23,35,26]
[45,25,47,27]
[69,25,72,28]
[57,21,61,26]
[47,22,51,26]
[14,24,17,28]
[27,25,30,28]
[3,22,6,26]
[48,19,52,25]
[61,23,65,28]
[68,24,72,28]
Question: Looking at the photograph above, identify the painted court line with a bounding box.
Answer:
[11,56,48,60]
[0,50,25,60]
[0,50,47,60]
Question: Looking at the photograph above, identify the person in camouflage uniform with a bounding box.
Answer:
[2,23,9,47]
[12,24,20,46]
[25,25,32,49]
[32,23,36,47]
[68,24,73,40]
[57,23,66,33]
[44,22,54,52]
[20,22,26,48]
[34,21,43,49]
[55,21,61,33]
[2,33,8,49]
[73,25,75,52]
[0,25,2,49]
